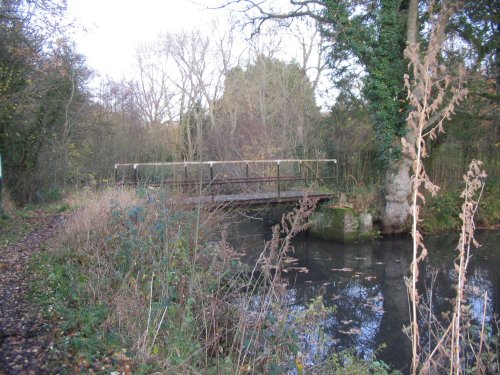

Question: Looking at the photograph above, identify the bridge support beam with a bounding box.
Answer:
[309,205,373,244]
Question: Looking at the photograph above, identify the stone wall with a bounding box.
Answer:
[309,205,373,243]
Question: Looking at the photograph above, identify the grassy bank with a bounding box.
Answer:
[420,181,500,233]
[0,199,68,249]
[26,188,304,373]
[330,181,500,234]
[23,187,403,374]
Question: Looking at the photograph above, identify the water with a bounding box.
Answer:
[227,218,500,374]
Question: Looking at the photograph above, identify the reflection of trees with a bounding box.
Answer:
[373,238,412,373]
[471,232,500,337]
[286,279,384,362]
[327,280,383,354]
[289,239,385,360]
[231,223,500,370]
[415,232,499,367]
[491,271,500,337]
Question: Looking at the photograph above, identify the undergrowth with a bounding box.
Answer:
[0,196,69,249]
[27,187,402,374]
[420,181,499,233]
[27,188,304,373]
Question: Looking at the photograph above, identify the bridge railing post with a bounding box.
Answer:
[209,162,214,197]
[133,164,138,185]
[276,160,281,198]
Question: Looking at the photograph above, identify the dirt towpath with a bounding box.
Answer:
[0,212,69,374]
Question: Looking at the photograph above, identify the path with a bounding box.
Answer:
[0,213,69,374]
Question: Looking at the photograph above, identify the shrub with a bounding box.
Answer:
[30,188,320,373]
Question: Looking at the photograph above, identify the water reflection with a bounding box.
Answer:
[226,219,499,374]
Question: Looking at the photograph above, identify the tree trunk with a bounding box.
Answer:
[381,0,419,235]
[382,155,413,234]
[406,0,419,45]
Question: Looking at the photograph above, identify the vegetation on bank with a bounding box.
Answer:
[1,0,498,373]
[323,180,500,234]
[420,181,500,233]
[13,186,497,374]
[0,182,497,373]
[0,195,68,247]
[14,187,405,374]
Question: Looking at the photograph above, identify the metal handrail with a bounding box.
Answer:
[114,159,337,170]
[114,159,338,198]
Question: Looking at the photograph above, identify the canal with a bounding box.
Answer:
[227,217,500,373]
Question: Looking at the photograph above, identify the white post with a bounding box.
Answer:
[0,154,3,214]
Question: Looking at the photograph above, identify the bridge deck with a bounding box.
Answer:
[115,159,338,206]
[182,190,333,206]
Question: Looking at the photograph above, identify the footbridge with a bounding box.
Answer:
[114,159,338,205]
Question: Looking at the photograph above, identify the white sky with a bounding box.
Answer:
[66,0,334,108]
[67,0,220,80]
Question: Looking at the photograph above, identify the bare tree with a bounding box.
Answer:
[160,24,239,160]
[209,53,320,160]
[133,42,176,126]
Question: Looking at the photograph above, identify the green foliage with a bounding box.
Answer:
[28,250,123,369]
[0,17,90,203]
[420,190,463,232]
[476,180,500,227]
[447,0,499,70]
[323,0,408,164]
[315,348,402,375]
[420,180,500,233]
[322,0,498,176]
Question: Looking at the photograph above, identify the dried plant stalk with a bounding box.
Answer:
[402,1,466,373]
[450,160,486,374]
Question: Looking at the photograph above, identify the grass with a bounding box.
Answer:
[0,215,32,247]
[24,187,414,373]
[26,187,303,373]
[29,251,133,373]
[0,202,67,249]
[311,348,402,375]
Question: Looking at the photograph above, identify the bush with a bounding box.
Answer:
[420,190,462,232]
[420,178,500,233]
[475,180,500,227]
[30,188,320,373]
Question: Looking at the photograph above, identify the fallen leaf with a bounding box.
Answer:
[331,267,353,272]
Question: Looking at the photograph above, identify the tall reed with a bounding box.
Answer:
[403,1,494,374]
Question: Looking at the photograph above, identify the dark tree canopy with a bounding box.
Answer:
[0,0,90,202]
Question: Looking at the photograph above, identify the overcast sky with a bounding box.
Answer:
[65,0,334,108]
[66,0,222,80]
